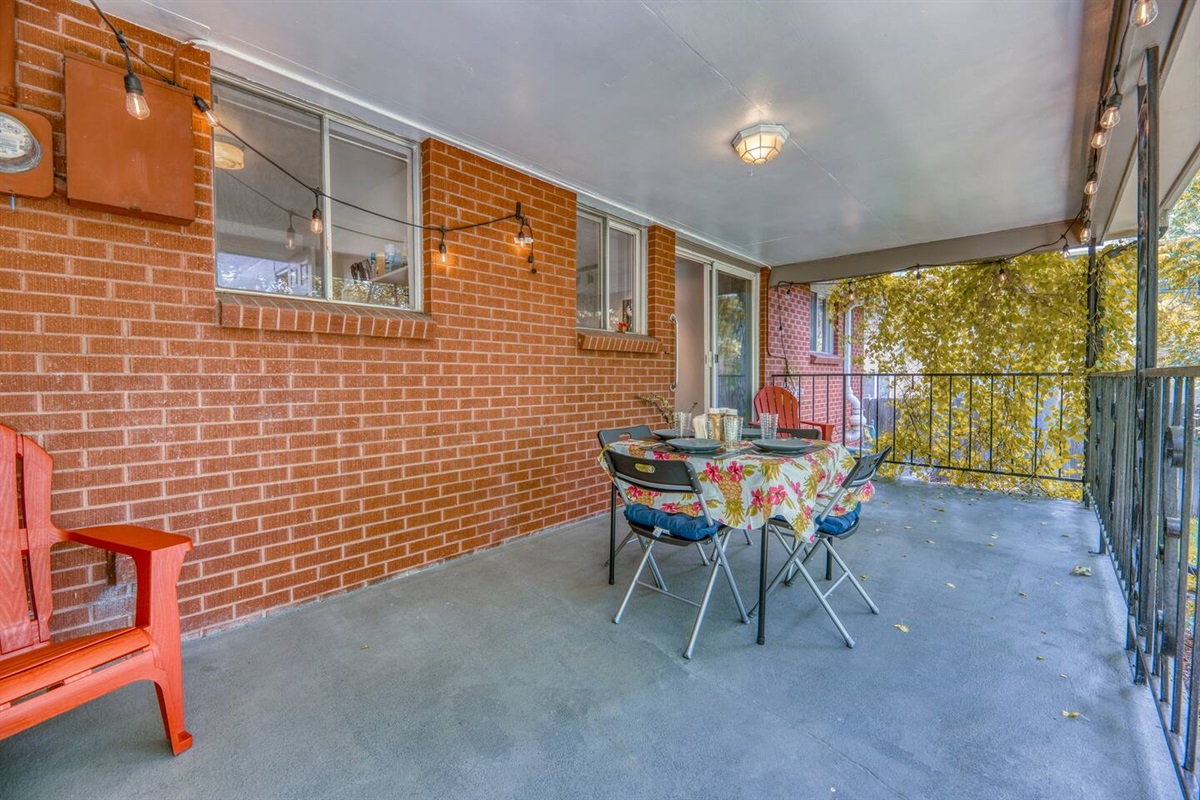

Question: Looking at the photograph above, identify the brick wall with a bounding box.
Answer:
[0,2,674,639]
[760,280,863,437]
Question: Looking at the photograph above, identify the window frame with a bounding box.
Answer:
[810,290,835,355]
[211,73,423,312]
[575,207,647,334]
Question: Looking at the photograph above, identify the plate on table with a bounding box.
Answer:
[753,438,822,455]
[667,438,723,455]
[654,429,689,440]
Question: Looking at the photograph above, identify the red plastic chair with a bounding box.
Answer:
[0,424,194,754]
[752,386,836,441]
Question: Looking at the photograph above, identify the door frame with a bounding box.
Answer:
[676,247,760,412]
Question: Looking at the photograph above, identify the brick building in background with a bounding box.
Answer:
[0,1,853,642]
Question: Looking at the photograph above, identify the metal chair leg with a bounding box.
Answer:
[825,539,879,614]
[713,533,749,623]
[683,539,728,659]
[614,539,656,624]
[608,487,617,585]
[792,558,856,648]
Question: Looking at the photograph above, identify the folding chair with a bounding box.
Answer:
[762,446,891,648]
[597,426,710,585]
[604,450,749,659]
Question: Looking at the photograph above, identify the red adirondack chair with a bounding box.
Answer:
[0,423,193,754]
[752,385,836,441]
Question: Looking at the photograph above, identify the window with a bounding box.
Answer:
[213,81,419,310]
[811,293,835,354]
[575,209,645,332]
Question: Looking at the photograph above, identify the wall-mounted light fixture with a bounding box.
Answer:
[731,123,789,165]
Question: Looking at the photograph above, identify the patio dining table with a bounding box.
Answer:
[601,436,874,646]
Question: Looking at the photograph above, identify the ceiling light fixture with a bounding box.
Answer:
[1131,0,1158,27]
[213,138,244,170]
[731,123,790,165]
[1090,128,1109,149]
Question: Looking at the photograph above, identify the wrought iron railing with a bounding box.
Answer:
[768,372,1085,484]
[1089,368,1200,795]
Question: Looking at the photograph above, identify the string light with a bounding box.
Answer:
[1061,242,1071,258]
[286,218,296,250]
[438,228,447,263]
[1080,221,1092,244]
[1099,91,1122,130]
[998,266,1008,283]
[1131,0,1158,27]
[1083,172,1099,196]
[310,191,323,235]
[87,1,149,120]
[193,95,220,128]
[1090,128,1109,149]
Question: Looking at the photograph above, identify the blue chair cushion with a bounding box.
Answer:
[816,505,861,536]
[624,504,721,542]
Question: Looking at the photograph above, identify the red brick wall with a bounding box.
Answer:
[0,2,675,639]
[760,279,863,437]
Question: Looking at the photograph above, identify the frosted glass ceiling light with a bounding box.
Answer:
[731,123,789,165]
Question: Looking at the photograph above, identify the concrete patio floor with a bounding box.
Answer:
[0,480,1179,799]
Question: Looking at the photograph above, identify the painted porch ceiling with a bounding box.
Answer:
[102,0,1111,270]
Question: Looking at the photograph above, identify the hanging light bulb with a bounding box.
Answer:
[1083,172,1099,196]
[193,95,220,128]
[1080,222,1092,244]
[439,240,447,263]
[1061,242,1071,258]
[1090,128,1109,149]
[848,288,856,302]
[310,207,323,235]
[1099,92,1122,130]
[1131,0,1158,27]
[124,70,150,120]
[998,266,1008,283]
[286,220,296,250]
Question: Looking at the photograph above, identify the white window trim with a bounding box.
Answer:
[576,207,647,334]
[212,73,423,313]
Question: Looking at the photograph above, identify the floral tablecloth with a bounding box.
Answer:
[600,438,874,544]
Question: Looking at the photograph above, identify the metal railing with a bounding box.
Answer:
[1088,368,1200,795]
[768,372,1085,484]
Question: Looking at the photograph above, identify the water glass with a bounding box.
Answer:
[760,413,778,440]
[722,415,741,447]
[674,411,692,438]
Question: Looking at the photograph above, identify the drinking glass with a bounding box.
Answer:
[760,413,778,440]
[722,415,741,447]
[674,411,692,438]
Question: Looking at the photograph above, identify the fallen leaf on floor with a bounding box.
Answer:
[875,528,882,532]
[990,533,998,539]
[1041,521,1048,526]
[1060,674,1068,679]
[361,644,370,650]
[1036,655,1046,661]
[1061,534,1070,539]
[945,582,956,588]
[930,520,940,524]
[1071,565,1092,577]
[988,542,995,547]
[1041,630,1047,635]
[1062,710,1081,719]
[904,525,913,530]
[894,623,910,634]
[860,575,869,581]
[925,539,935,544]
[1019,592,1028,597]
[933,507,945,512]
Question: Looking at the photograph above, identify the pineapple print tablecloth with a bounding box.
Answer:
[600,439,874,544]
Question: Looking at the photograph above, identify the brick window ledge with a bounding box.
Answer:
[576,329,662,354]
[217,292,436,339]
[809,352,841,366]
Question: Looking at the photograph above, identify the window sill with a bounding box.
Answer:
[576,329,662,354]
[217,292,436,339]
[809,352,841,366]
